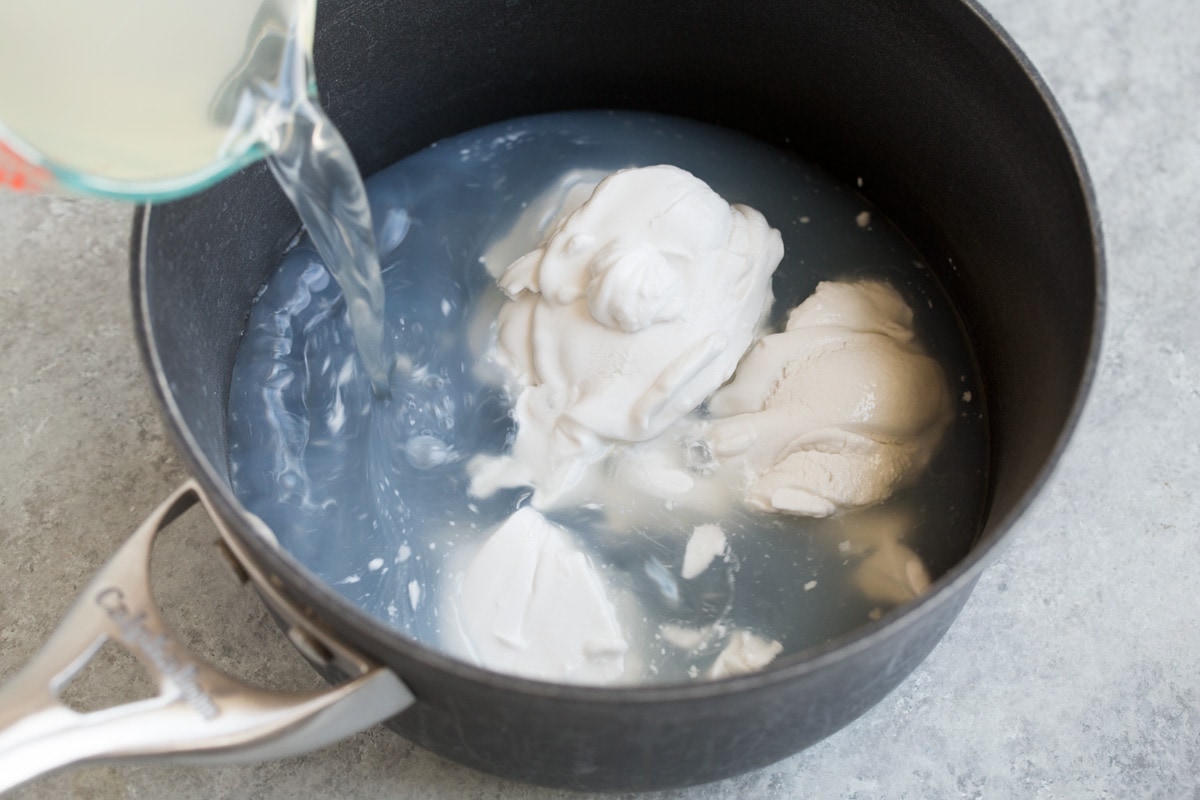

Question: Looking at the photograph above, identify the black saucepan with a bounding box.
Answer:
[129,0,1102,791]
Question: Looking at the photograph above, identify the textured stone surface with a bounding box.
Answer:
[2,0,1198,796]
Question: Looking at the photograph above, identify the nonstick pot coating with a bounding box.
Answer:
[133,0,1101,790]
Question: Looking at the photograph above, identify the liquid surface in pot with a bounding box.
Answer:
[227,111,988,685]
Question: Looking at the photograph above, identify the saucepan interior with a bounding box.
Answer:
[133,0,1101,790]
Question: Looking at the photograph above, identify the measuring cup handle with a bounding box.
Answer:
[0,481,413,794]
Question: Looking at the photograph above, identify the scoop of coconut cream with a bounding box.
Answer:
[470,165,783,506]
[697,280,952,517]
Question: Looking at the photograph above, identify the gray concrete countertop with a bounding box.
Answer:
[2,0,1197,796]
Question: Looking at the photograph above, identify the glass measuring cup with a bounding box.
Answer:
[0,0,316,201]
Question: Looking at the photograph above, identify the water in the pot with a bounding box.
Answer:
[228,111,988,686]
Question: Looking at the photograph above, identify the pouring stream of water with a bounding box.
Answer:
[253,30,391,397]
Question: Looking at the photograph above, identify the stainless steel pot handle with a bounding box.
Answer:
[0,481,414,794]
